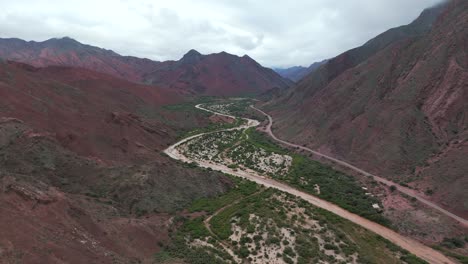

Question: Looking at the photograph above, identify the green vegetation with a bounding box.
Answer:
[228,141,290,176]
[179,118,245,140]
[161,96,217,112]
[159,173,425,264]
[432,245,468,264]
[203,98,265,121]
[162,100,436,263]
[217,99,255,116]
[189,179,259,214]
[186,121,390,226]
[244,127,286,154]
[237,128,389,226]
[285,155,390,226]
[441,237,466,249]
[400,254,429,264]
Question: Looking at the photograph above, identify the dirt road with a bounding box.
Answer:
[164,104,455,264]
[251,106,468,227]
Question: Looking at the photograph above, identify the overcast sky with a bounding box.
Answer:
[0,0,443,67]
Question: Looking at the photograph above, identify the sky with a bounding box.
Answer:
[0,0,444,68]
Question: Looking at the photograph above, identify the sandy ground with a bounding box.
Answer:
[164,104,455,264]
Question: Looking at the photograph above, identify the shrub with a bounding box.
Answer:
[441,237,465,249]
[400,254,428,264]
[238,246,250,258]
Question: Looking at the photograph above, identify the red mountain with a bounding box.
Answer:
[0,61,233,263]
[0,60,184,163]
[0,37,160,82]
[266,0,467,217]
[143,49,292,96]
[0,38,291,96]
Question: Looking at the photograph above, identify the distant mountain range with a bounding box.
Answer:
[0,37,291,96]
[274,59,327,82]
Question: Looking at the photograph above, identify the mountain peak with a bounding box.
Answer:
[180,49,202,64]
[184,49,201,57]
[42,37,82,50]
[46,36,79,43]
[61,36,76,41]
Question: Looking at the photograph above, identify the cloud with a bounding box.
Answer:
[0,0,444,67]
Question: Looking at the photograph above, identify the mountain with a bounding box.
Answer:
[0,60,233,263]
[265,0,467,217]
[274,66,307,82]
[0,37,160,82]
[0,60,182,162]
[0,38,292,96]
[143,50,292,96]
[274,59,327,82]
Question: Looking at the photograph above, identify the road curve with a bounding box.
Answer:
[164,103,455,264]
[251,106,468,227]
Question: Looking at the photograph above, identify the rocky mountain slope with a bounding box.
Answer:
[266,0,467,217]
[0,38,291,96]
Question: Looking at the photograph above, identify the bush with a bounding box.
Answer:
[441,237,465,249]
[238,246,250,258]
[400,254,428,264]
[283,246,296,257]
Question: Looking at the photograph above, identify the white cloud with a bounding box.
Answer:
[0,0,443,67]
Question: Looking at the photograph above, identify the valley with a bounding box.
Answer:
[163,99,454,264]
[0,1,466,263]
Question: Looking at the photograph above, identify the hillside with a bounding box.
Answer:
[0,38,291,96]
[265,0,467,217]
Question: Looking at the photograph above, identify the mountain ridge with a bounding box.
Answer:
[0,37,291,96]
